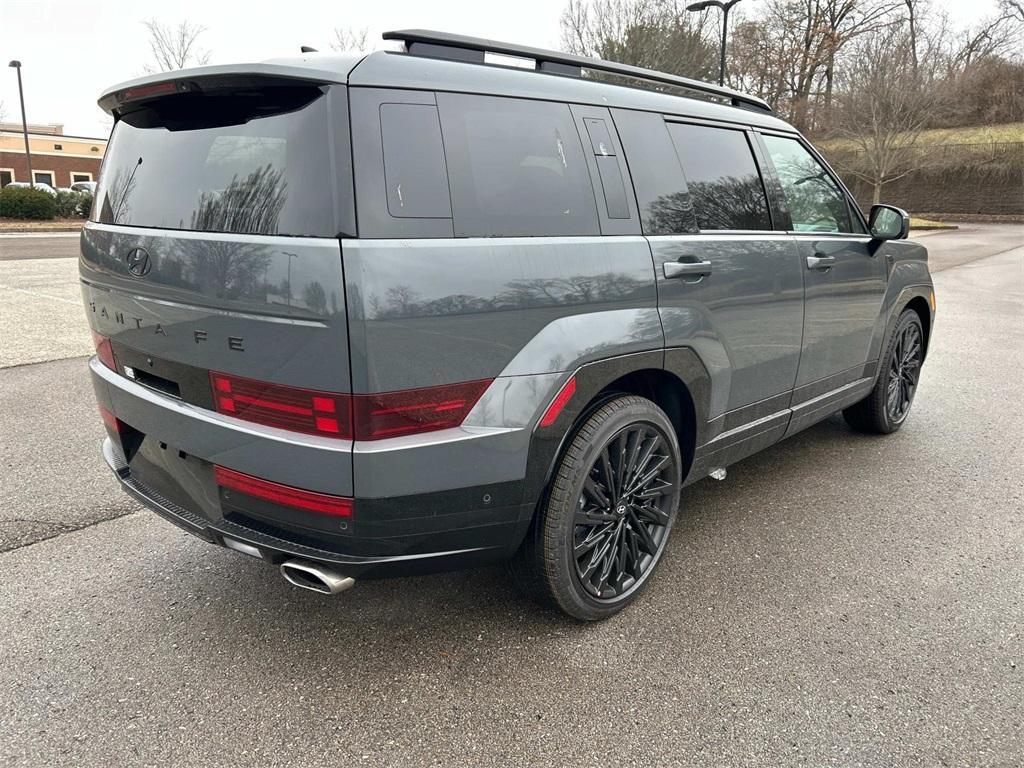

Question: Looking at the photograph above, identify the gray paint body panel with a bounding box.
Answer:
[342,236,661,392]
[80,223,351,393]
[651,233,804,420]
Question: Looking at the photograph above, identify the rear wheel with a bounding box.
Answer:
[516,395,682,621]
[844,309,924,434]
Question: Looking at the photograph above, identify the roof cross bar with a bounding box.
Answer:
[382,29,772,114]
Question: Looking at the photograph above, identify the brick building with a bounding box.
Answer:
[0,122,107,189]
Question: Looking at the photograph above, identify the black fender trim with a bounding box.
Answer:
[511,347,712,549]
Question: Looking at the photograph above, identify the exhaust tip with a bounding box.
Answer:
[280,559,355,595]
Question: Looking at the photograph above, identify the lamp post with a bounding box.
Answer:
[7,60,34,188]
[686,0,744,87]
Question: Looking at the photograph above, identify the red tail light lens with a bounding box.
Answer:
[91,331,116,372]
[214,465,353,517]
[208,373,491,441]
[209,372,352,439]
[352,379,492,440]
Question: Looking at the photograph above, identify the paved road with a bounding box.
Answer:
[0,232,81,261]
[0,225,1021,766]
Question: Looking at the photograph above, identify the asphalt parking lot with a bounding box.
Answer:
[1,224,1021,767]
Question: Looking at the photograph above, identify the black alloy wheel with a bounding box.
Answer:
[514,395,682,621]
[886,320,922,423]
[573,422,675,600]
[844,309,925,434]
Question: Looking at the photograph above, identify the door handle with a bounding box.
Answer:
[806,254,836,270]
[663,260,713,280]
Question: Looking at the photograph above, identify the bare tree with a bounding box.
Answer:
[560,0,717,82]
[830,26,944,204]
[331,27,370,53]
[1000,0,1024,23]
[143,19,211,73]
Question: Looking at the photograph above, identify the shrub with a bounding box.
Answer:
[55,189,92,218]
[0,186,57,220]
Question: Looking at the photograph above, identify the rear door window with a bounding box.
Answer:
[94,85,344,237]
[436,93,599,237]
[761,134,855,233]
[612,109,697,235]
[667,123,772,231]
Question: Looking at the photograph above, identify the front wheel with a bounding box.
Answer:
[518,395,682,621]
[844,309,925,434]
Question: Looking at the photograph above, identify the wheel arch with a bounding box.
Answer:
[515,348,711,548]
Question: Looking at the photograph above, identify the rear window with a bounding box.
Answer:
[94,85,342,237]
[436,93,599,237]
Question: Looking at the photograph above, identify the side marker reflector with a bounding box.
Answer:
[539,376,577,428]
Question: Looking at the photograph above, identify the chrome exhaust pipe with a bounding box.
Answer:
[280,559,355,595]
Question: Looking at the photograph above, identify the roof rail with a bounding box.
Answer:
[382,29,772,114]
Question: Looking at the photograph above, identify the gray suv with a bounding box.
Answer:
[82,30,934,620]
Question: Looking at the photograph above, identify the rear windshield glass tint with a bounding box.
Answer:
[94,86,338,237]
[667,123,771,232]
[436,93,599,237]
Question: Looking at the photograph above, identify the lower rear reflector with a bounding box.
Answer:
[214,465,353,517]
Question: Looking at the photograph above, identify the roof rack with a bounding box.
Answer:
[382,29,772,114]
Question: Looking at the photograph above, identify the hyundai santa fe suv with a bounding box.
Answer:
[82,30,934,620]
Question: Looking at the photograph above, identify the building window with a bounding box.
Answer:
[33,171,56,187]
[71,172,93,183]
[54,144,63,150]
[0,169,14,187]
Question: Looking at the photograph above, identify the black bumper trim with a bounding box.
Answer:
[102,438,501,572]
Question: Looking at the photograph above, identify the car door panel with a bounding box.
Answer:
[756,132,888,403]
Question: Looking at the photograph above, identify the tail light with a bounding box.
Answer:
[214,465,353,517]
[209,372,352,439]
[91,331,117,372]
[209,373,491,441]
[352,379,492,439]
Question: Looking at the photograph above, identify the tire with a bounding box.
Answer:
[512,395,682,621]
[843,309,924,434]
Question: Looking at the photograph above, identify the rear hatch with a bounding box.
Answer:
[82,75,356,502]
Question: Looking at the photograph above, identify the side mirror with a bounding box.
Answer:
[868,204,910,241]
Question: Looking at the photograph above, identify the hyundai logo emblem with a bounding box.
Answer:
[125,247,152,277]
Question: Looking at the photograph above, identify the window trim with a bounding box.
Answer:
[664,117,776,235]
[32,170,56,187]
[70,171,94,183]
[753,129,869,235]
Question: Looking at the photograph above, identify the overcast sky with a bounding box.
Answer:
[0,0,997,138]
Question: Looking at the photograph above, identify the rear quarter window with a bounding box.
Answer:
[94,85,346,238]
[436,93,599,237]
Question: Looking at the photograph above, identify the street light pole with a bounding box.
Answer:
[7,60,34,188]
[686,0,744,87]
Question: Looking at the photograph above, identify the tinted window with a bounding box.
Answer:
[380,103,451,219]
[762,135,853,233]
[436,93,598,237]
[612,109,696,235]
[95,86,339,237]
[667,123,771,231]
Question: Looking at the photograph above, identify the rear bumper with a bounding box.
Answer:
[102,436,525,577]
[90,356,536,578]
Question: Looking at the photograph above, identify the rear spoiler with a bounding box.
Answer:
[98,58,361,115]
